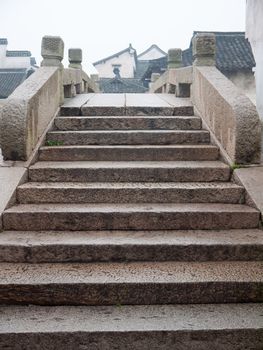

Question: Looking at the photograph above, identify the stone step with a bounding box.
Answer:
[39,144,219,161]
[0,229,262,263]
[80,105,194,117]
[0,304,262,350]
[54,116,202,130]
[17,182,244,204]
[0,261,262,305]
[46,130,210,145]
[29,161,230,182]
[3,203,259,231]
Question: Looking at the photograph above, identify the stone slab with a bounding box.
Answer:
[3,203,259,230]
[0,229,262,263]
[0,304,262,349]
[39,145,219,162]
[60,94,95,116]
[125,94,172,107]
[234,166,263,216]
[0,167,27,230]
[0,261,261,304]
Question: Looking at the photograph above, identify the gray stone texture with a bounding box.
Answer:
[192,33,216,66]
[0,261,261,304]
[39,145,219,162]
[41,36,64,68]
[68,48,82,69]
[168,48,182,68]
[192,66,262,164]
[0,67,61,160]
[28,160,231,183]
[0,304,262,349]
[46,130,210,145]
[0,229,262,263]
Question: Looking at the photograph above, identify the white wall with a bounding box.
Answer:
[246,0,263,120]
[94,51,136,78]
[0,44,32,69]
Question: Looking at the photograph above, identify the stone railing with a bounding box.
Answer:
[150,33,262,165]
[0,35,99,161]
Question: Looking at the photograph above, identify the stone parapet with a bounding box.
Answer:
[0,67,61,160]
[192,66,261,164]
[168,49,182,69]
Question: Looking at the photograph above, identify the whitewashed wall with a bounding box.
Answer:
[94,51,136,78]
[246,0,263,119]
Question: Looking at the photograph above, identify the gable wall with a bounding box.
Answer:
[94,51,136,78]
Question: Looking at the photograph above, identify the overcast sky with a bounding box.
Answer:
[1,0,246,73]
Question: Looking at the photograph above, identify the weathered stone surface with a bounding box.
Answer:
[192,33,216,66]
[168,48,182,69]
[234,167,263,216]
[151,73,160,82]
[41,36,64,68]
[17,182,244,204]
[0,67,60,160]
[3,203,259,231]
[39,144,219,162]
[68,48,82,69]
[0,167,27,230]
[54,116,202,131]
[0,304,262,350]
[192,66,262,164]
[60,93,95,116]
[46,130,210,145]
[0,261,261,305]
[0,229,262,263]
[28,161,230,182]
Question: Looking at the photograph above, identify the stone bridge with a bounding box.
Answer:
[0,34,262,348]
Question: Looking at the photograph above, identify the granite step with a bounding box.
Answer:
[0,261,262,305]
[3,203,259,231]
[0,304,262,349]
[46,130,210,145]
[39,144,219,161]
[17,182,244,204]
[54,116,202,130]
[0,229,262,263]
[80,105,194,117]
[29,161,230,182]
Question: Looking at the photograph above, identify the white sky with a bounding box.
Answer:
[1,0,246,73]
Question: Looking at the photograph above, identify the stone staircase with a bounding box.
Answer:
[0,97,262,349]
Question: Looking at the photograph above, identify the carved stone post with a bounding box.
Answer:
[68,48,82,69]
[41,36,64,103]
[168,48,182,69]
[192,33,216,66]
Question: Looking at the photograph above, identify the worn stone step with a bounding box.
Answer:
[39,144,219,161]
[17,182,244,204]
[0,229,262,263]
[46,130,210,145]
[0,261,262,305]
[54,116,202,130]
[0,304,262,350]
[3,203,259,231]
[29,161,230,182]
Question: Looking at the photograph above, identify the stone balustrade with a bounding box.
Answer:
[150,33,262,164]
[0,35,99,161]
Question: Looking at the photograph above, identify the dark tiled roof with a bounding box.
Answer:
[0,69,28,98]
[93,45,137,66]
[0,38,8,45]
[140,56,168,85]
[135,61,151,79]
[6,50,31,57]
[99,78,148,93]
[182,31,255,72]
[137,44,167,59]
